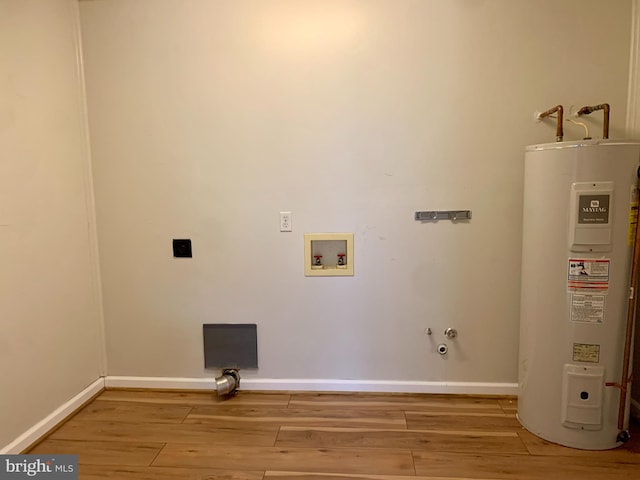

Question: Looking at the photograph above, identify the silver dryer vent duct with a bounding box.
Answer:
[214,369,240,396]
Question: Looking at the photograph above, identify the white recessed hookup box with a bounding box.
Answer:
[304,233,354,277]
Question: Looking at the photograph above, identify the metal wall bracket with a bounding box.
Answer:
[414,210,472,221]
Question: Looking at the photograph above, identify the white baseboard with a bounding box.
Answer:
[105,376,212,390]
[0,377,105,454]
[105,376,518,396]
[632,398,640,421]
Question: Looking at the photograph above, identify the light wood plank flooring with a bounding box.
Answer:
[27,390,640,479]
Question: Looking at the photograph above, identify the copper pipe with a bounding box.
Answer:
[538,105,564,142]
[616,168,640,438]
[576,103,610,139]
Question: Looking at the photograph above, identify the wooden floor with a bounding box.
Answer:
[28,390,640,479]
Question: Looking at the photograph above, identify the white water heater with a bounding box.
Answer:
[518,139,640,450]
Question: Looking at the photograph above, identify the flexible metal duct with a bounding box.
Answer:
[214,369,240,396]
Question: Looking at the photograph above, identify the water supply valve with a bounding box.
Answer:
[444,328,458,339]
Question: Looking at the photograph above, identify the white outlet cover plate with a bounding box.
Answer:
[280,212,292,232]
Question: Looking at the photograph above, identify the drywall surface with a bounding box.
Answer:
[0,0,103,449]
[80,0,632,382]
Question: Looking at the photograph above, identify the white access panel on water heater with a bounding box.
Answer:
[561,364,605,430]
[569,181,614,251]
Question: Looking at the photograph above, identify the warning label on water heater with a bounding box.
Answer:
[572,343,601,363]
[570,294,605,323]
[567,258,610,292]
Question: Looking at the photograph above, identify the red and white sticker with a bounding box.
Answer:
[568,258,610,292]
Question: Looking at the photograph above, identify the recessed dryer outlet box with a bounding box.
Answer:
[304,233,354,276]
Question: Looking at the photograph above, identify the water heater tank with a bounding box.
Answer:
[518,139,640,450]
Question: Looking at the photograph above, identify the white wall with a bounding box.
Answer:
[0,0,103,449]
[79,0,633,383]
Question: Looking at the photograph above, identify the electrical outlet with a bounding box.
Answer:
[280,212,292,232]
[173,239,192,258]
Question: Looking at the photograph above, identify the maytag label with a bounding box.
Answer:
[578,194,610,224]
[0,455,77,479]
